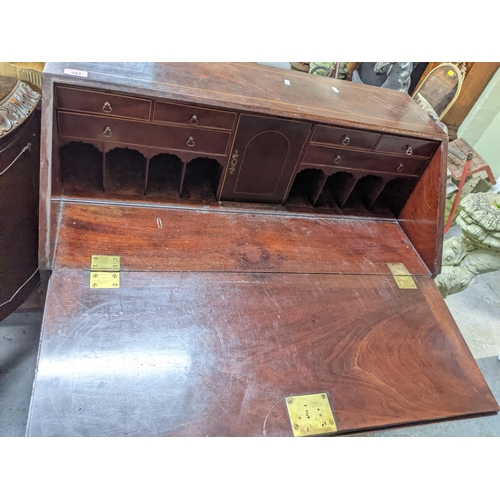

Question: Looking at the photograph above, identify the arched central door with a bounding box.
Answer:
[220,114,310,203]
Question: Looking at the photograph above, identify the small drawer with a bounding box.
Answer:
[58,112,231,156]
[311,124,381,150]
[154,101,236,130]
[56,86,152,120]
[303,145,428,176]
[375,134,439,158]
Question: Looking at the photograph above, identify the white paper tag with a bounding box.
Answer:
[331,86,339,93]
[284,79,291,85]
[64,68,88,78]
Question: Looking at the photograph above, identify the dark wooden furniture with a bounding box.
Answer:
[0,76,41,320]
[29,62,498,437]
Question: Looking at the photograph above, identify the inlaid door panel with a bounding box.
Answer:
[220,114,311,203]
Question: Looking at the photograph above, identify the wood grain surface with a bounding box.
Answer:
[43,63,446,139]
[27,271,499,437]
[39,63,448,270]
[399,143,447,276]
[53,201,429,275]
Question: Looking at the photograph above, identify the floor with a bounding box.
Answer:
[1,222,499,437]
[0,286,45,437]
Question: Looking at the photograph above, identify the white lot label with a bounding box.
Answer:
[64,68,88,78]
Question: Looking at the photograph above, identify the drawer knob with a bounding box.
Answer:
[333,155,342,164]
[190,114,198,124]
[102,101,113,113]
[405,145,413,155]
[341,135,350,146]
[186,136,195,147]
[397,163,404,172]
[103,126,113,138]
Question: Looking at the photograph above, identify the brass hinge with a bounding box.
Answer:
[286,393,337,437]
[387,262,417,289]
[90,255,120,288]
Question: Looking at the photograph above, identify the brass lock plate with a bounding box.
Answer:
[286,393,337,437]
[90,272,120,289]
[91,255,120,271]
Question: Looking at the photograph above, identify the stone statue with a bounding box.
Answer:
[435,192,500,297]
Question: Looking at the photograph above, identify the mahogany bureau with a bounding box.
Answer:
[27,62,499,436]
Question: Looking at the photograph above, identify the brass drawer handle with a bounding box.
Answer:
[397,163,404,172]
[102,101,113,113]
[229,150,239,174]
[186,136,195,147]
[333,155,342,164]
[190,114,198,124]
[103,126,113,138]
[341,135,350,146]
[405,145,413,155]
[0,143,31,176]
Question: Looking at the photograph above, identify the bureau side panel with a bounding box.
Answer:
[398,142,447,276]
[39,77,57,270]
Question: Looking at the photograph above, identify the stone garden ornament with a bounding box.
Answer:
[435,192,500,297]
